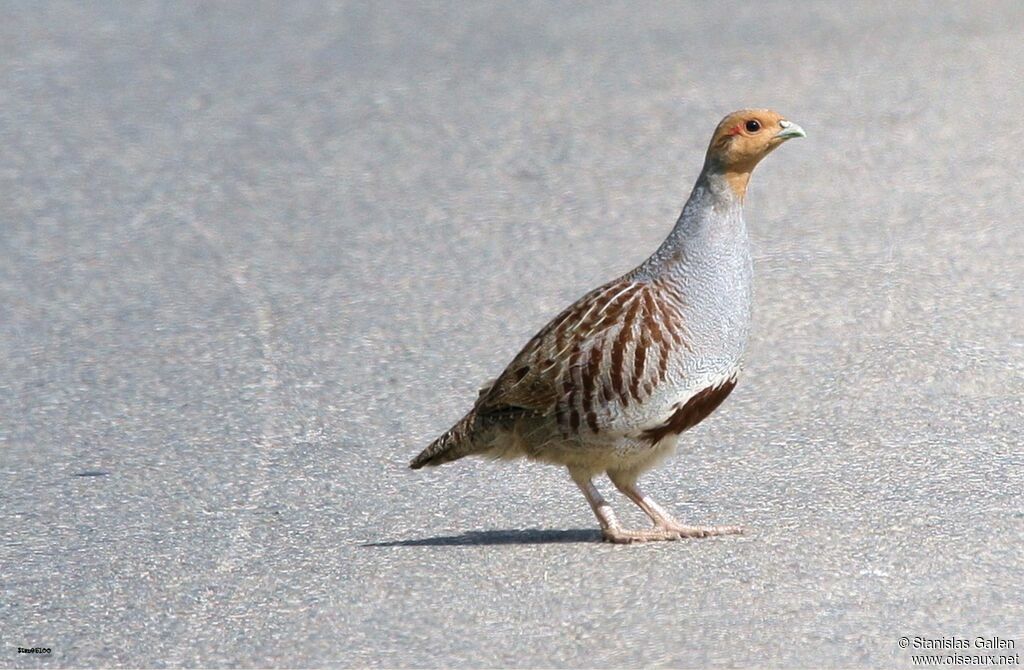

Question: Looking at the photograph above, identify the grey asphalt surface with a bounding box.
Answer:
[2,2,1022,668]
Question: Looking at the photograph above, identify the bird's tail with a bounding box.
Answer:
[409,411,478,469]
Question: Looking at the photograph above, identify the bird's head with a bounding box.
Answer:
[703,109,805,200]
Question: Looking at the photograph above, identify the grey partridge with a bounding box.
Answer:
[411,109,805,543]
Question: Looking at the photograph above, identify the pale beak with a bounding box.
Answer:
[775,120,806,140]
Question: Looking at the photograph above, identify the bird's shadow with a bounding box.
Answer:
[363,528,601,547]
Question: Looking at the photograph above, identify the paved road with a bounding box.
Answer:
[2,2,1022,668]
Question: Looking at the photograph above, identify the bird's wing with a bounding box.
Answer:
[476,277,690,436]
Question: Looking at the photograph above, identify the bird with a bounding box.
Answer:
[410,109,805,543]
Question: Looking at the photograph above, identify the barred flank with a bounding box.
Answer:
[412,275,702,466]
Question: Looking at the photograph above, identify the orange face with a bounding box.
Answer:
[705,109,804,174]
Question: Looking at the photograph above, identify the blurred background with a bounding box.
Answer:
[1,1,1021,667]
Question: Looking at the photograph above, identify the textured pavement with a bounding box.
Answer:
[2,2,1022,668]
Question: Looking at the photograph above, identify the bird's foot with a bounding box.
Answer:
[657,523,745,538]
[602,524,744,543]
[601,527,684,544]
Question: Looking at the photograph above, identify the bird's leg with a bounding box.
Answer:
[608,472,743,538]
[568,468,683,544]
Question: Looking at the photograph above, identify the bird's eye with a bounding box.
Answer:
[745,120,761,133]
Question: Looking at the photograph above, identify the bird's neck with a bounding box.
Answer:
[640,170,748,277]
[678,169,747,227]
